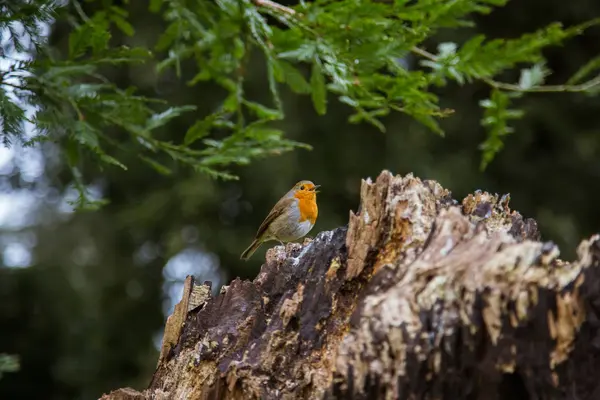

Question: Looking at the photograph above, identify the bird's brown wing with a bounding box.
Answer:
[254,197,295,239]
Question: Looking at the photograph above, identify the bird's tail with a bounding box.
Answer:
[240,239,263,260]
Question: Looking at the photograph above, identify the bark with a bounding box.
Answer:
[101,171,600,400]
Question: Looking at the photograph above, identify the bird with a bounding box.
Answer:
[240,180,320,260]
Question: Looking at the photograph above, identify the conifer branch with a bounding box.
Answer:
[411,46,600,93]
[252,2,600,94]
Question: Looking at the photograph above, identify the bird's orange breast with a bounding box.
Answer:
[294,192,318,224]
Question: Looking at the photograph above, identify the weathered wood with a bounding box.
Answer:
[100,171,600,400]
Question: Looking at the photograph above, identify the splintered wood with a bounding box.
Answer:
[101,171,600,400]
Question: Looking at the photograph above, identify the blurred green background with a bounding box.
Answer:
[1,1,599,399]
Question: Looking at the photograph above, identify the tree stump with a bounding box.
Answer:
[101,171,600,400]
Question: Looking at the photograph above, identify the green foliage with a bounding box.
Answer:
[138,0,600,167]
[0,354,19,380]
[478,90,524,170]
[1,0,600,208]
[423,22,590,85]
[310,59,327,115]
[568,55,600,85]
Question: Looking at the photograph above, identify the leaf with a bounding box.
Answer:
[74,120,100,149]
[109,6,129,17]
[567,55,600,85]
[65,138,80,167]
[149,0,163,12]
[222,94,238,113]
[0,88,25,141]
[43,65,96,79]
[146,105,196,131]
[194,165,239,181]
[479,89,525,170]
[187,69,212,85]
[274,60,311,94]
[460,35,486,58]
[155,22,182,51]
[184,114,220,145]
[339,96,359,107]
[245,127,284,141]
[66,83,111,99]
[411,113,444,136]
[68,23,111,59]
[310,60,327,115]
[348,108,388,132]
[266,58,283,115]
[243,100,282,120]
[110,14,135,37]
[100,154,128,170]
[139,155,172,175]
[278,43,317,62]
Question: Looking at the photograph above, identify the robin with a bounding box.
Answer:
[240,180,320,260]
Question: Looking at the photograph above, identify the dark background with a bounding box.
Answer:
[1,1,599,399]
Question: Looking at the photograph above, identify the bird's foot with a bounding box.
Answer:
[303,236,314,245]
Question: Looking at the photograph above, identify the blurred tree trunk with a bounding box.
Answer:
[101,171,600,400]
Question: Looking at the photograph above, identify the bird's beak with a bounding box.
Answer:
[313,185,321,193]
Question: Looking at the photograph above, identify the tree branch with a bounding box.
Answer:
[482,74,600,93]
[411,46,600,93]
[253,0,296,15]
[247,1,600,95]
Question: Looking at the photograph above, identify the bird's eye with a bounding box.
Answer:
[300,185,305,190]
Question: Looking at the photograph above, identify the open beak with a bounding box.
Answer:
[313,184,321,193]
